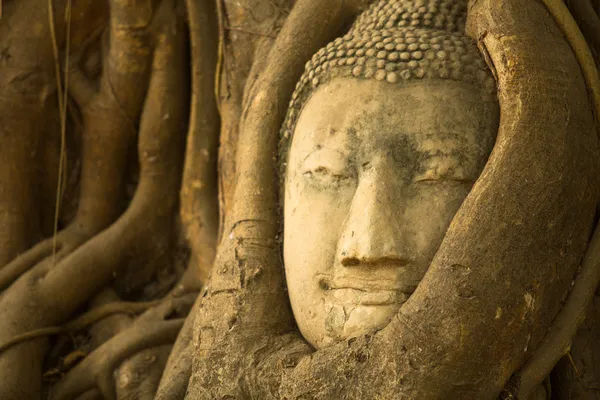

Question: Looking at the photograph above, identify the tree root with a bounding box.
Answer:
[0,0,70,267]
[87,289,136,350]
[0,102,45,268]
[517,220,600,398]
[512,2,600,396]
[179,0,220,287]
[54,319,184,400]
[73,389,103,400]
[567,0,600,56]
[541,0,600,129]
[0,0,154,287]
[0,238,56,291]
[51,293,195,400]
[0,225,94,292]
[155,294,201,399]
[188,0,364,397]
[0,300,159,355]
[0,1,187,398]
[115,345,172,400]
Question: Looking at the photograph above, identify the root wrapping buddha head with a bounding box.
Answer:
[281,0,499,349]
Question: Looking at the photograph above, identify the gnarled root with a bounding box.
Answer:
[0,0,154,291]
[179,0,220,287]
[0,2,187,398]
[115,345,173,400]
[0,0,69,267]
[155,294,201,400]
[51,293,195,400]
[567,0,600,56]
[152,0,220,394]
[0,299,159,355]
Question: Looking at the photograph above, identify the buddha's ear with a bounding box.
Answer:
[398,0,599,397]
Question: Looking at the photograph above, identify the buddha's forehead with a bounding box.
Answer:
[293,77,496,156]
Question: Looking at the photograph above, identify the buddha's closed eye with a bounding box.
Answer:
[413,157,474,184]
[301,148,355,187]
[413,165,475,184]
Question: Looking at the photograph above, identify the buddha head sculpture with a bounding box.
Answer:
[281,0,499,349]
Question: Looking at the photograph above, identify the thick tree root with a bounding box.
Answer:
[51,294,195,400]
[541,0,600,129]
[0,225,98,292]
[73,390,104,400]
[511,2,600,396]
[188,0,366,397]
[0,0,74,267]
[155,295,201,400]
[115,345,173,400]
[153,0,219,394]
[86,289,136,350]
[0,300,159,355]
[567,0,600,57]
[0,238,56,291]
[0,1,152,292]
[0,1,187,398]
[516,220,600,397]
[1,0,154,278]
[54,320,183,400]
[179,0,220,286]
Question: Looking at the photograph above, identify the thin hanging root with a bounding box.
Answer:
[51,294,195,400]
[214,0,225,115]
[0,300,159,355]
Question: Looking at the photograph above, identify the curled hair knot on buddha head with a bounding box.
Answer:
[279,0,498,177]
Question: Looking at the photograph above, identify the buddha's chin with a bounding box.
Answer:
[339,303,400,340]
[304,300,402,349]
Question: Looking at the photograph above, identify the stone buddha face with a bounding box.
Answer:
[284,77,498,349]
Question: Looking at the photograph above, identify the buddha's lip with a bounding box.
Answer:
[330,287,411,306]
[317,275,415,305]
[317,274,417,293]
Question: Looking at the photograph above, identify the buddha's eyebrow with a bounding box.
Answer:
[414,133,469,156]
[308,126,337,136]
[300,146,349,165]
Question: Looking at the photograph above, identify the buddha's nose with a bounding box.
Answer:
[337,161,409,268]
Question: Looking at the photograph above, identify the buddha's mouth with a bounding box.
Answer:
[330,287,410,305]
[317,275,415,306]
